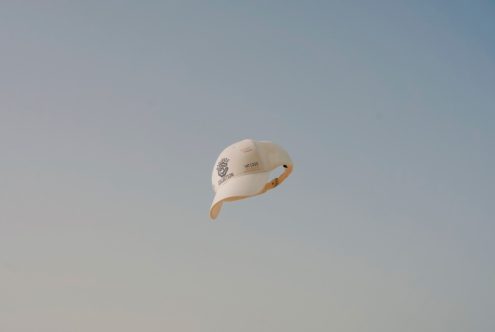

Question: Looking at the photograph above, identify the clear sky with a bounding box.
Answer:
[1,1,494,331]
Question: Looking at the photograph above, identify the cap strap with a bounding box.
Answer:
[263,164,293,192]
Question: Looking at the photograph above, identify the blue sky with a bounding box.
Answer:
[1,1,494,331]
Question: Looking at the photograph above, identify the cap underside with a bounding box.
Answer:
[210,171,270,219]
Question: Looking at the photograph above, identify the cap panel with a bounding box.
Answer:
[212,139,264,192]
[256,141,293,169]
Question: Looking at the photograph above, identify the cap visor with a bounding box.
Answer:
[210,172,270,219]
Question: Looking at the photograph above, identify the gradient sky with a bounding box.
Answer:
[1,1,494,331]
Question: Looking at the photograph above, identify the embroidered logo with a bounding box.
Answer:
[216,158,230,177]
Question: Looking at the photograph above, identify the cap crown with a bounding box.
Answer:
[212,139,264,192]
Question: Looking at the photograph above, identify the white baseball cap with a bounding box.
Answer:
[210,138,293,219]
